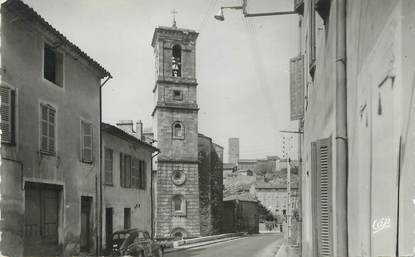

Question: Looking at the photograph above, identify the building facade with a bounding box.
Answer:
[0,1,111,255]
[151,24,201,239]
[294,0,415,256]
[101,123,158,252]
[223,194,259,234]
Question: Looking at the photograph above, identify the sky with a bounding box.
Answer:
[25,0,299,161]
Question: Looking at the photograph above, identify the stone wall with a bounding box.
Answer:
[198,135,224,236]
[155,162,200,237]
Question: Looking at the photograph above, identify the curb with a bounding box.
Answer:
[164,236,243,253]
[174,232,246,247]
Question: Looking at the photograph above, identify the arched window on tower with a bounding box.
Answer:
[172,195,186,216]
[172,44,182,77]
[172,121,184,139]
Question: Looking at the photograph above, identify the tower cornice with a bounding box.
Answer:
[152,78,198,93]
[151,26,199,47]
[151,104,199,117]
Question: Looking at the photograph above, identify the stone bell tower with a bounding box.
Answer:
[151,22,200,238]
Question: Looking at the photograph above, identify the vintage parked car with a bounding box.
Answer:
[111,229,163,257]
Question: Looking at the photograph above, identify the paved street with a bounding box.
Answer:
[166,233,283,257]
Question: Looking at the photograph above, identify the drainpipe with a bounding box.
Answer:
[98,74,112,255]
[335,0,348,256]
[151,150,160,239]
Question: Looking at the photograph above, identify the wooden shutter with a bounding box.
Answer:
[316,137,333,257]
[104,148,113,185]
[0,86,12,143]
[120,153,124,187]
[125,155,131,188]
[40,104,55,154]
[141,161,147,189]
[48,108,56,153]
[81,121,93,162]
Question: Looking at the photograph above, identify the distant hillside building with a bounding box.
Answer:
[250,182,299,216]
[228,137,239,164]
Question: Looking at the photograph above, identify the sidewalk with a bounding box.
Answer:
[274,240,300,257]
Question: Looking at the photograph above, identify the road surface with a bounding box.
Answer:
[165,233,283,257]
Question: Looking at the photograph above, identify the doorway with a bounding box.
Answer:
[80,196,93,252]
[105,208,113,252]
[24,183,61,256]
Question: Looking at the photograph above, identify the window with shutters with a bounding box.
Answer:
[172,195,186,217]
[40,104,56,155]
[120,153,143,189]
[81,120,93,163]
[311,137,333,257]
[0,86,16,144]
[104,148,113,185]
[44,43,64,87]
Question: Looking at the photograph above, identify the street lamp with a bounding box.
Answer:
[214,0,296,21]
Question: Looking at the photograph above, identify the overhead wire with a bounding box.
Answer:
[197,0,218,33]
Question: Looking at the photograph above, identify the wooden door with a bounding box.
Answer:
[24,185,59,256]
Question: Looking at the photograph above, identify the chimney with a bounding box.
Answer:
[116,120,134,134]
[136,120,144,140]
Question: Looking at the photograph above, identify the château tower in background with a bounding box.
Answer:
[228,137,240,164]
[151,23,201,238]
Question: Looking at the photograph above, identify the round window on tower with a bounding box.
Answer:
[171,170,186,186]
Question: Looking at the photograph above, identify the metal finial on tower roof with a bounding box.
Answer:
[172,9,177,28]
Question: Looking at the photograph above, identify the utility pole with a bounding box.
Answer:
[282,135,292,241]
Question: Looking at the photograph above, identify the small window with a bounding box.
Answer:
[44,44,64,86]
[1,86,16,144]
[172,195,186,216]
[124,208,131,229]
[40,104,56,155]
[172,122,184,139]
[81,120,93,163]
[172,45,182,77]
[104,148,113,185]
[173,90,183,101]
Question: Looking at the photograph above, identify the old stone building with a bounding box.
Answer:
[151,23,223,239]
[198,134,224,236]
[101,122,159,252]
[0,0,111,255]
[151,23,201,239]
